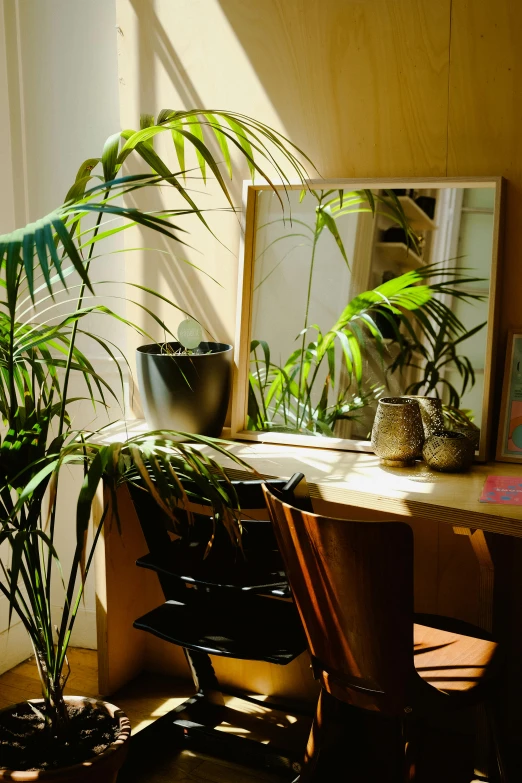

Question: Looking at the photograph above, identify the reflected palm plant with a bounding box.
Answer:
[249,334,381,435]
[0,109,310,745]
[387,305,486,426]
[249,186,485,435]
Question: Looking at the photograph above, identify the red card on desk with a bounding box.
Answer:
[480,475,522,504]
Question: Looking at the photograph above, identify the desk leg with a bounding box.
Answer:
[452,527,494,633]
[453,526,496,781]
[95,485,149,695]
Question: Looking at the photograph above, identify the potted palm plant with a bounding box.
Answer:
[0,109,310,781]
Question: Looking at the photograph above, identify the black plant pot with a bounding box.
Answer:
[136,342,233,437]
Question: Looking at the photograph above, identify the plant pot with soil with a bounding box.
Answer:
[0,697,130,783]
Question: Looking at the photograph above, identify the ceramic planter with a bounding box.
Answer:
[136,341,233,437]
[0,697,130,783]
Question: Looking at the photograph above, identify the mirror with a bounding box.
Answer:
[232,179,502,461]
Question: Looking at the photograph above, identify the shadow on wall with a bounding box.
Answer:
[124,180,233,346]
[120,0,451,385]
[215,0,451,178]
[125,0,253,350]
[129,0,245,208]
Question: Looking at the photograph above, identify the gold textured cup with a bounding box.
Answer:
[422,430,474,473]
[453,425,480,450]
[371,397,424,467]
[401,396,444,438]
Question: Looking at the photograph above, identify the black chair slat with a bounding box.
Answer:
[136,537,287,591]
[166,477,291,510]
[133,593,306,665]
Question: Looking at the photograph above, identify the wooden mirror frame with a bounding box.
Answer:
[231,177,504,461]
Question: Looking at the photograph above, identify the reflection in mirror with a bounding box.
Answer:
[239,181,500,460]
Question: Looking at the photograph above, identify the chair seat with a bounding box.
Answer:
[414,616,500,695]
[133,592,307,664]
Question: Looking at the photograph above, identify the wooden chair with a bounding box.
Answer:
[262,483,505,782]
[128,475,310,773]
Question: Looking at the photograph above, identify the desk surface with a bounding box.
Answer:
[103,421,522,538]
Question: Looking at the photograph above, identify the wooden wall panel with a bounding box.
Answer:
[115,0,522,416]
[447,4,522,744]
[448,0,522,403]
[215,0,451,178]
[115,0,522,438]
[117,0,522,410]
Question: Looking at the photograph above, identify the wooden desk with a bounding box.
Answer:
[192,441,522,538]
[95,432,522,714]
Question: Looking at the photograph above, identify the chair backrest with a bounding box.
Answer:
[263,485,415,713]
[128,475,311,596]
[129,476,298,554]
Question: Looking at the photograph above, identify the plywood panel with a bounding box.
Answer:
[213,650,319,705]
[215,0,451,178]
[97,484,193,696]
[95,486,146,695]
[448,1,522,402]
[436,523,480,625]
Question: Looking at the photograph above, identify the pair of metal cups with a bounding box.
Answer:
[371,396,475,472]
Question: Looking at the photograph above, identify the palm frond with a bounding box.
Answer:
[0,107,311,738]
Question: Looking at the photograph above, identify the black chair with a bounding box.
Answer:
[129,473,311,773]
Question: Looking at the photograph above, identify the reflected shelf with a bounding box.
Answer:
[397,196,437,230]
[374,242,424,269]
[379,196,436,231]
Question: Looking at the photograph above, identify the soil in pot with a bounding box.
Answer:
[0,700,120,771]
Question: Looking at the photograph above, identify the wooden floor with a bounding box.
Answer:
[0,648,195,734]
[0,648,487,782]
[118,747,289,783]
[0,648,99,709]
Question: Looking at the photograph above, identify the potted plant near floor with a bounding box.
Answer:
[0,109,310,781]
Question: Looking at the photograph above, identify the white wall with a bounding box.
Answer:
[0,2,15,235]
[251,189,358,424]
[0,0,122,669]
[115,0,283,376]
[253,190,357,368]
